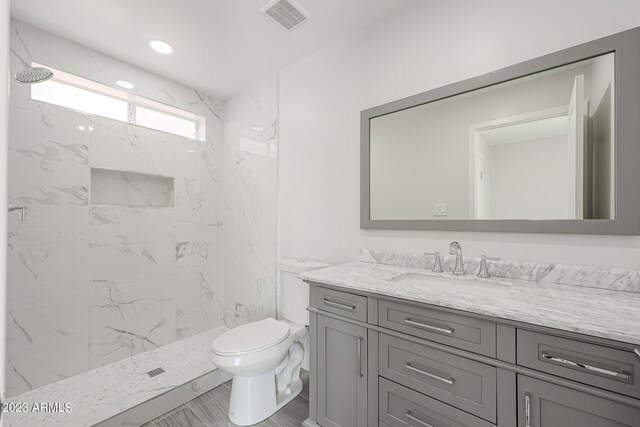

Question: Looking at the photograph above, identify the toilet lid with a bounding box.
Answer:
[212,318,290,356]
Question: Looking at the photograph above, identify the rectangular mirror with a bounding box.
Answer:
[361,28,640,234]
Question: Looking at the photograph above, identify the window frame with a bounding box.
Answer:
[30,63,206,141]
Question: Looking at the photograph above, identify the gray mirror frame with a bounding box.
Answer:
[361,27,640,235]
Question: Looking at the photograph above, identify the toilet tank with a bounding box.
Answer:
[280,259,330,326]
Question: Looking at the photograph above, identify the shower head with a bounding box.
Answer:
[14,66,53,84]
[10,49,53,84]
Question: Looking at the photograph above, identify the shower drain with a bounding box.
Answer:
[146,367,165,378]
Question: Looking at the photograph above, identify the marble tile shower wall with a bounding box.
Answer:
[222,74,278,327]
[6,20,225,397]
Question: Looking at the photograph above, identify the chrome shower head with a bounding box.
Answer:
[14,66,53,84]
[10,49,53,84]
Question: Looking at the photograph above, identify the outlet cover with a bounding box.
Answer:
[433,203,447,216]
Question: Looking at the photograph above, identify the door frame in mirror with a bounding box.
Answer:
[361,27,640,235]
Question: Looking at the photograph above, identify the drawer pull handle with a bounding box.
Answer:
[525,392,531,427]
[323,299,356,311]
[634,348,640,362]
[357,337,364,378]
[404,317,454,335]
[406,362,455,385]
[541,351,631,381]
[406,410,435,427]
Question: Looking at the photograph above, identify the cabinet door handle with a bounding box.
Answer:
[634,348,640,362]
[323,298,356,311]
[541,351,631,380]
[406,410,435,427]
[406,362,455,385]
[404,317,454,335]
[525,392,531,427]
[357,337,364,378]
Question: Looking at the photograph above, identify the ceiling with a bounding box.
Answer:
[11,0,417,100]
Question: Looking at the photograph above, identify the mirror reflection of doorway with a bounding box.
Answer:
[469,102,578,220]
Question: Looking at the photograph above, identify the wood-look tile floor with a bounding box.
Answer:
[143,370,309,427]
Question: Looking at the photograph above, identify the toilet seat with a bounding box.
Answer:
[212,318,290,356]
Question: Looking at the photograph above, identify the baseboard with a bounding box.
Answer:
[95,369,232,427]
[302,418,320,427]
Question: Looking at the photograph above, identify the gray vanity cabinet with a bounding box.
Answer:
[517,375,640,427]
[317,315,368,427]
[307,283,640,427]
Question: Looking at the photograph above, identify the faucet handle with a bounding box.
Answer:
[477,255,501,278]
[424,252,444,273]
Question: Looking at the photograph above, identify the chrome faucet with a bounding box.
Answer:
[449,241,464,275]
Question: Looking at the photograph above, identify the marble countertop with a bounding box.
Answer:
[300,262,640,346]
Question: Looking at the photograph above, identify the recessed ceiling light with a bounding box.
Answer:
[149,39,173,54]
[116,80,135,89]
[78,126,85,131]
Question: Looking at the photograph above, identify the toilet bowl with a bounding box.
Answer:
[211,258,330,426]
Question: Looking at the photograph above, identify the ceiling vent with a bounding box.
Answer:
[261,0,311,32]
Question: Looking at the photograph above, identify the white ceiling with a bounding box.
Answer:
[11,0,417,99]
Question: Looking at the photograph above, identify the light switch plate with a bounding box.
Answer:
[433,203,447,216]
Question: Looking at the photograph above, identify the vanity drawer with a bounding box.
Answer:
[379,377,494,427]
[379,334,497,422]
[378,299,496,357]
[517,329,640,399]
[313,287,368,322]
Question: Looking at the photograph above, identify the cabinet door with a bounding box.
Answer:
[517,375,640,427]
[317,315,368,427]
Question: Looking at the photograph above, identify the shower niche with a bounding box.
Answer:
[90,167,175,208]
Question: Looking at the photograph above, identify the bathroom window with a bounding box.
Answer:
[30,63,206,140]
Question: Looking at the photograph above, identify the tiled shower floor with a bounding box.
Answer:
[143,370,309,427]
[3,327,229,427]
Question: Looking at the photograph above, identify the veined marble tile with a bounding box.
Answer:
[89,206,175,246]
[170,209,222,242]
[89,120,177,178]
[89,242,175,281]
[8,205,89,249]
[9,150,89,206]
[175,271,224,339]
[175,241,212,273]
[6,334,89,398]
[10,106,89,166]
[88,276,175,368]
[174,177,222,213]
[7,244,88,300]
[360,248,640,293]
[222,73,278,328]
[7,19,226,396]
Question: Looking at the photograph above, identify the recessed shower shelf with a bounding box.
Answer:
[90,167,175,208]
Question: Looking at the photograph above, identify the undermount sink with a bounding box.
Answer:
[388,273,511,296]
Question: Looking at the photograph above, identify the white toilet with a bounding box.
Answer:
[211,258,330,426]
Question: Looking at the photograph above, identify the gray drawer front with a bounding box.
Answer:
[379,334,497,423]
[379,378,494,427]
[517,329,640,399]
[378,299,496,357]
[313,287,368,322]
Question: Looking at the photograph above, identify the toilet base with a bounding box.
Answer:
[228,371,303,426]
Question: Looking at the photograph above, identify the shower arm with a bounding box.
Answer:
[9,49,30,68]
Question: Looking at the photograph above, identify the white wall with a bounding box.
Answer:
[279,0,640,269]
[489,136,568,219]
[1,0,9,407]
